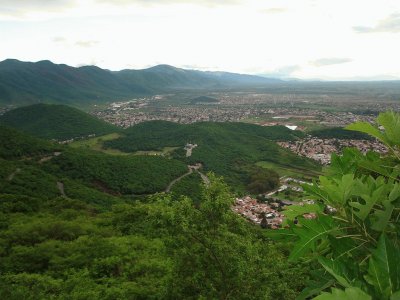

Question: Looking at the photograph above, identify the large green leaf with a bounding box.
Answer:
[328,148,363,178]
[303,174,355,207]
[377,111,400,147]
[283,204,323,222]
[391,290,400,300]
[346,121,387,145]
[313,287,371,300]
[365,234,400,298]
[289,215,338,261]
[370,182,400,232]
[370,201,395,232]
[318,257,352,288]
[349,177,387,220]
[296,269,336,300]
[263,228,296,240]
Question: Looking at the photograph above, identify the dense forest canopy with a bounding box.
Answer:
[0,104,119,140]
[0,125,309,298]
[5,106,400,298]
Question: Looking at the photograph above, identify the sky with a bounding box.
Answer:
[1,0,400,80]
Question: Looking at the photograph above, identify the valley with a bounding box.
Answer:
[2,0,400,296]
[1,78,399,299]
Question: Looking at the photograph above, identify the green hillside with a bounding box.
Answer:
[0,104,119,140]
[105,121,319,192]
[43,148,188,195]
[0,125,59,159]
[0,118,310,299]
[0,125,188,198]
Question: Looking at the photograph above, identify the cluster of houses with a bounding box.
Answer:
[232,177,318,229]
[232,196,284,229]
[278,137,388,165]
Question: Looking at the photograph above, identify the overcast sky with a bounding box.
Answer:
[1,0,400,80]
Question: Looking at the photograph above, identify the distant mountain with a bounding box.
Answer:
[0,103,119,140]
[0,59,280,106]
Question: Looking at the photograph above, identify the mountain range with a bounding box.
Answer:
[0,59,280,106]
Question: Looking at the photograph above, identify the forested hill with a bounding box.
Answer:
[0,103,320,193]
[0,104,119,140]
[0,59,279,106]
[0,123,308,299]
[104,120,320,192]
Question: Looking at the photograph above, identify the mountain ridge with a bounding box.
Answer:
[0,59,279,106]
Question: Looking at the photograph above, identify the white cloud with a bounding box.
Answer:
[0,0,75,17]
[311,58,353,67]
[1,0,400,80]
[52,36,66,43]
[75,40,99,48]
[259,8,287,14]
[354,13,400,33]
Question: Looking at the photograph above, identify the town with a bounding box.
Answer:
[90,91,399,129]
[278,137,388,165]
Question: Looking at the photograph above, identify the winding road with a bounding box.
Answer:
[165,163,209,193]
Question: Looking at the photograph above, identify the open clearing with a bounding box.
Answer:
[71,133,179,157]
[256,160,321,179]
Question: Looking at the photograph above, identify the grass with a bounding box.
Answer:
[71,134,180,157]
[255,160,321,179]
[70,133,129,155]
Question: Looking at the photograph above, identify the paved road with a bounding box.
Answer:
[165,166,193,192]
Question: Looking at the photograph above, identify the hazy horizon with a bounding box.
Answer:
[1,0,400,80]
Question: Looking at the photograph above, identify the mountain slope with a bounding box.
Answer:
[104,120,319,192]
[0,124,306,299]
[0,59,149,105]
[0,125,58,159]
[0,103,119,140]
[0,59,279,106]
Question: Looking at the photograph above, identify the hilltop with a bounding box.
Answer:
[0,59,279,106]
[0,104,119,140]
[104,120,320,192]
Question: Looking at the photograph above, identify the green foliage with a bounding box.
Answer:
[314,287,372,300]
[346,111,400,152]
[0,125,57,159]
[364,235,400,299]
[105,120,317,192]
[170,171,203,204]
[246,167,280,194]
[0,115,312,299]
[0,104,119,140]
[310,127,372,140]
[44,148,188,194]
[274,111,400,299]
[0,59,276,106]
[0,167,308,299]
